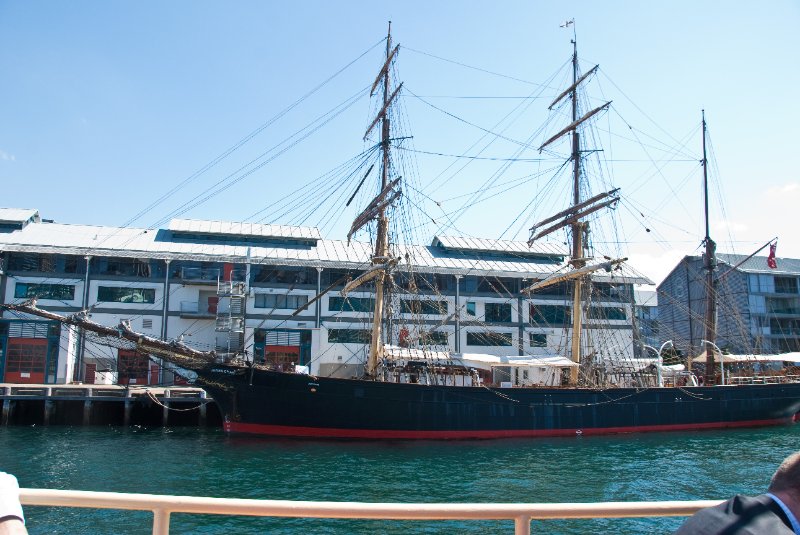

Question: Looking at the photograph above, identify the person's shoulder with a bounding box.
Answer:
[674,494,793,535]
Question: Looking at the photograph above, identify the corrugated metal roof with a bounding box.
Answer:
[0,208,39,224]
[718,253,800,275]
[0,219,650,283]
[169,218,321,241]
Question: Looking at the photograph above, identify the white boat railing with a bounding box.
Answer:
[20,488,722,535]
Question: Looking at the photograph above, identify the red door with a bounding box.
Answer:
[4,338,47,383]
[265,345,300,371]
[85,363,97,384]
[149,363,161,385]
[118,350,150,385]
[223,263,234,281]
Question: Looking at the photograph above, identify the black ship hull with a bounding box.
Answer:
[197,365,800,439]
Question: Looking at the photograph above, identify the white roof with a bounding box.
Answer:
[169,218,321,241]
[0,216,651,282]
[0,208,39,224]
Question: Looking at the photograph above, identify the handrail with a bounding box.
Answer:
[19,488,723,535]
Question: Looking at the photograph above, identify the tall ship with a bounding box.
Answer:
[4,25,800,438]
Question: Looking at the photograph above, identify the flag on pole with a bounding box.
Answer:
[767,242,777,269]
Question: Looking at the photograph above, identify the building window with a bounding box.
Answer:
[530,304,570,325]
[7,254,57,273]
[525,280,572,298]
[466,331,513,346]
[14,283,75,301]
[774,277,798,294]
[323,269,363,286]
[420,331,449,346]
[465,302,476,316]
[395,273,451,292]
[592,283,629,299]
[529,333,547,347]
[327,329,372,344]
[400,299,447,315]
[253,265,314,285]
[255,293,309,310]
[477,277,516,294]
[64,256,78,273]
[769,318,800,336]
[587,307,627,321]
[97,257,159,278]
[485,303,512,322]
[97,286,156,304]
[328,296,374,313]
[767,297,800,315]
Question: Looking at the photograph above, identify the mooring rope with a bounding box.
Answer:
[145,389,211,412]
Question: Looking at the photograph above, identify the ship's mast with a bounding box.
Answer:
[568,37,585,385]
[365,22,393,378]
[701,110,718,385]
[529,27,614,385]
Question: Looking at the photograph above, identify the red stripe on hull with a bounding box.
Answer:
[224,418,794,440]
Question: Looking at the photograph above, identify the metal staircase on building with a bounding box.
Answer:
[215,276,246,357]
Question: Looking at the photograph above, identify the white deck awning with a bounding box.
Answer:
[382,346,578,370]
[692,351,800,363]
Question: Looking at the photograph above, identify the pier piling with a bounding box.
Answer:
[0,384,220,428]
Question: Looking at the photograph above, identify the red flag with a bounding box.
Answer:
[768,242,777,269]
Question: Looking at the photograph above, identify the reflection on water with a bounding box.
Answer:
[2,424,798,534]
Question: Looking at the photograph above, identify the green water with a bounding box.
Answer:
[1,424,798,534]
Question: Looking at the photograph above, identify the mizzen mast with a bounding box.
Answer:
[701,110,719,385]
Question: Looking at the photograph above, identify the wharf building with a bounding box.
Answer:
[0,208,649,386]
[657,253,800,356]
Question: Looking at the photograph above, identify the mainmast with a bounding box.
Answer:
[701,110,718,385]
[528,26,616,386]
[567,37,585,385]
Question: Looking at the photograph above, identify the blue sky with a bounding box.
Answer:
[2,1,799,283]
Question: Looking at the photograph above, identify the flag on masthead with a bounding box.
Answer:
[767,242,778,269]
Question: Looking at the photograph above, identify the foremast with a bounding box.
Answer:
[367,23,393,378]
[345,23,402,378]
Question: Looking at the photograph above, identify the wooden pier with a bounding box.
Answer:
[0,383,222,427]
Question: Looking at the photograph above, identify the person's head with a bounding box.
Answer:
[768,451,800,500]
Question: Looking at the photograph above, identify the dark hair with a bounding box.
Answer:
[768,451,800,495]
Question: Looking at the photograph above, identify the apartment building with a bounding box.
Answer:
[657,252,800,355]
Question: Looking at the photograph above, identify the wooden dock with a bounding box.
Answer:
[0,383,222,427]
